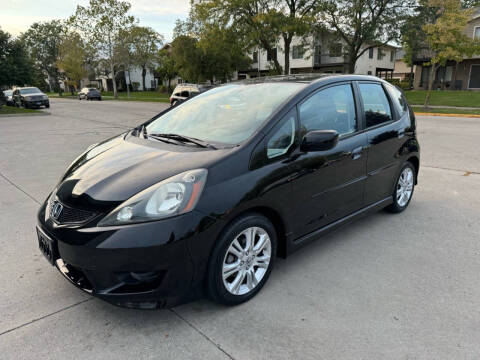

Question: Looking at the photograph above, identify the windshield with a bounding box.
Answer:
[20,88,42,95]
[146,83,304,145]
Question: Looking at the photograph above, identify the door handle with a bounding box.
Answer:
[352,147,363,160]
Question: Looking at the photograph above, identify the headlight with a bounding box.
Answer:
[42,95,48,100]
[24,96,31,100]
[98,169,208,226]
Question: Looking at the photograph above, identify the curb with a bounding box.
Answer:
[0,112,50,118]
[414,112,480,118]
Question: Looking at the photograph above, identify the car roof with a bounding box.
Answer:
[236,74,386,85]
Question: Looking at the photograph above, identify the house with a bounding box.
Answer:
[238,31,398,78]
[393,49,416,82]
[413,6,480,90]
[58,65,158,92]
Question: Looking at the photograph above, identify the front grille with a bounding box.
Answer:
[29,95,44,101]
[52,200,97,225]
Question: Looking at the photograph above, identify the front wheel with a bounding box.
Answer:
[386,162,416,213]
[207,214,277,306]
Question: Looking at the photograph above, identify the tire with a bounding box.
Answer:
[386,161,416,213]
[207,213,277,306]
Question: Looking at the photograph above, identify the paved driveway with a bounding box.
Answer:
[1,99,479,359]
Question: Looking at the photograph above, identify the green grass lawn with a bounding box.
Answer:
[0,105,42,115]
[413,106,480,115]
[405,90,480,108]
[46,91,170,102]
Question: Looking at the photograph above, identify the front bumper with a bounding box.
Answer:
[26,99,49,107]
[37,201,220,309]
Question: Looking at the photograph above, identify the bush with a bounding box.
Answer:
[132,82,140,91]
[386,78,411,91]
[158,85,168,93]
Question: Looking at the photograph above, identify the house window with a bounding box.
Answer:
[377,49,385,60]
[367,71,372,75]
[267,47,277,62]
[475,27,480,40]
[369,48,374,59]
[329,43,342,57]
[292,45,305,59]
[252,51,258,63]
[469,64,480,89]
[390,50,395,62]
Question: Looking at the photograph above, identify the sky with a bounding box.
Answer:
[0,0,190,41]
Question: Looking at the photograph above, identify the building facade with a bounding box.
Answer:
[239,32,397,78]
[414,7,480,90]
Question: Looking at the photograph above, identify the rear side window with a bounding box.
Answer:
[358,83,392,128]
[385,84,408,116]
[299,84,357,136]
[180,91,190,97]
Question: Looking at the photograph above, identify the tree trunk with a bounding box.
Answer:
[142,66,147,91]
[347,49,356,74]
[167,77,171,92]
[126,68,130,98]
[452,61,459,90]
[409,57,414,89]
[283,35,292,75]
[424,65,438,108]
[111,63,118,99]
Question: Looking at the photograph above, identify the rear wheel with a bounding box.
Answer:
[207,214,277,306]
[386,162,416,213]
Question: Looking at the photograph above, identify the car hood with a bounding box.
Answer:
[55,133,231,210]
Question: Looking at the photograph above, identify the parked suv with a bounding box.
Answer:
[36,75,419,309]
[78,88,102,101]
[170,84,212,106]
[13,87,49,108]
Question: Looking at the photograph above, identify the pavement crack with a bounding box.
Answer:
[170,308,236,360]
[422,165,480,175]
[0,298,93,336]
[0,171,41,205]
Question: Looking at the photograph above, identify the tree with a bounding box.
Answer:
[193,0,284,74]
[170,35,203,82]
[57,32,88,94]
[462,0,480,8]
[22,20,64,93]
[422,0,480,107]
[70,0,136,98]
[174,10,252,82]
[128,26,163,91]
[0,28,37,88]
[156,49,177,91]
[401,2,438,89]
[318,0,415,73]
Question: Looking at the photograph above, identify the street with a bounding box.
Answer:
[1,98,479,359]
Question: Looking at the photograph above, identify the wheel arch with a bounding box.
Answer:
[406,155,420,184]
[219,206,288,259]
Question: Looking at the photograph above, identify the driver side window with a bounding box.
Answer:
[299,84,357,137]
[267,109,296,159]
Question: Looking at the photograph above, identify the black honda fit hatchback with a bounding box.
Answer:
[37,75,420,309]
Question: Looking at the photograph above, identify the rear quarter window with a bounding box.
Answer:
[385,84,408,116]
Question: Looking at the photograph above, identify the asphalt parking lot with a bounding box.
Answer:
[1,98,479,359]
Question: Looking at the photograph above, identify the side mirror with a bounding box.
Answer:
[300,130,339,152]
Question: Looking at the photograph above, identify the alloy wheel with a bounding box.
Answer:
[396,167,414,207]
[222,227,271,296]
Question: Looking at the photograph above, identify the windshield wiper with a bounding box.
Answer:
[148,133,217,149]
